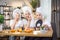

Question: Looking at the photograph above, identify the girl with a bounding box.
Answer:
[22,6,35,29]
[9,8,23,40]
[22,6,35,40]
[34,7,53,40]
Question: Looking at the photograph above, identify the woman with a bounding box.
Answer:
[22,6,35,28]
[22,6,35,40]
[34,7,53,40]
[9,8,23,40]
[35,7,43,29]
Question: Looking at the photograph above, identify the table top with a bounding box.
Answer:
[0,30,53,37]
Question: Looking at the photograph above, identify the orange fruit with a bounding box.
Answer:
[17,28,22,32]
[10,29,16,33]
[24,28,33,33]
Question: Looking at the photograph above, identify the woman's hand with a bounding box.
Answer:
[42,24,53,31]
[24,27,30,30]
[14,18,18,22]
[11,18,18,29]
[28,16,31,21]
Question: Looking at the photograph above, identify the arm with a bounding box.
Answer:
[43,25,53,32]
[23,16,31,29]
[10,22,16,29]
[10,19,17,29]
[24,21,30,30]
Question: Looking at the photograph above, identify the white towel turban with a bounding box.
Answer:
[36,7,44,19]
[22,6,33,19]
[36,7,42,14]
[22,6,32,15]
[13,8,22,19]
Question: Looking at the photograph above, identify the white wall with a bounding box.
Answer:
[0,0,24,8]
[40,0,51,22]
[0,0,51,22]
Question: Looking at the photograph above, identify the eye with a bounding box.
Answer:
[39,14,41,16]
[25,14,27,15]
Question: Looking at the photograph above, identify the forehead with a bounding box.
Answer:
[15,13,20,16]
[36,12,42,15]
[25,12,30,15]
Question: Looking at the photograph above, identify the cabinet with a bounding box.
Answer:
[0,5,12,28]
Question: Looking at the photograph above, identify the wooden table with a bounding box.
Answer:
[0,30,53,37]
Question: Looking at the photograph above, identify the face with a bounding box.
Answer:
[24,12,31,19]
[15,13,20,20]
[36,12,42,20]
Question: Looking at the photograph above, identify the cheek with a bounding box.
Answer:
[29,16,31,18]
[14,15,17,18]
[25,15,28,18]
[36,15,39,18]
[26,15,29,18]
[39,16,42,18]
[16,15,20,18]
[29,16,32,19]
[18,16,20,18]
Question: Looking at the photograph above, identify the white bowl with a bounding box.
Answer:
[33,31,40,35]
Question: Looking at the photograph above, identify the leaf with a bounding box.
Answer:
[30,0,38,8]
[0,15,4,24]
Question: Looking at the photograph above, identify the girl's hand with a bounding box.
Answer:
[28,16,31,21]
[25,27,29,29]
[14,18,18,22]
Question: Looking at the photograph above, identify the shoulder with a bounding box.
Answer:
[17,20,23,24]
[10,20,14,26]
[31,19,35,22]
[22,19,27,22]
[43,21,51,27]
[23,19,27,21]
[22,19,27,24]
[18,20,22,22]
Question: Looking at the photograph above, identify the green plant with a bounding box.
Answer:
[30,0,38,9]
[40,26,44,30]
[0,14,4,24]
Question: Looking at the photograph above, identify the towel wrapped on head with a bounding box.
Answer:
[13,8,22,19]
[22,6,34,19]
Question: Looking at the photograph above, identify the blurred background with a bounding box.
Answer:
[0,0,60,39]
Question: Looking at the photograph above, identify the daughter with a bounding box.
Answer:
[9,8,23,40]
[34,7,53,40]
[22,6,35,40]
